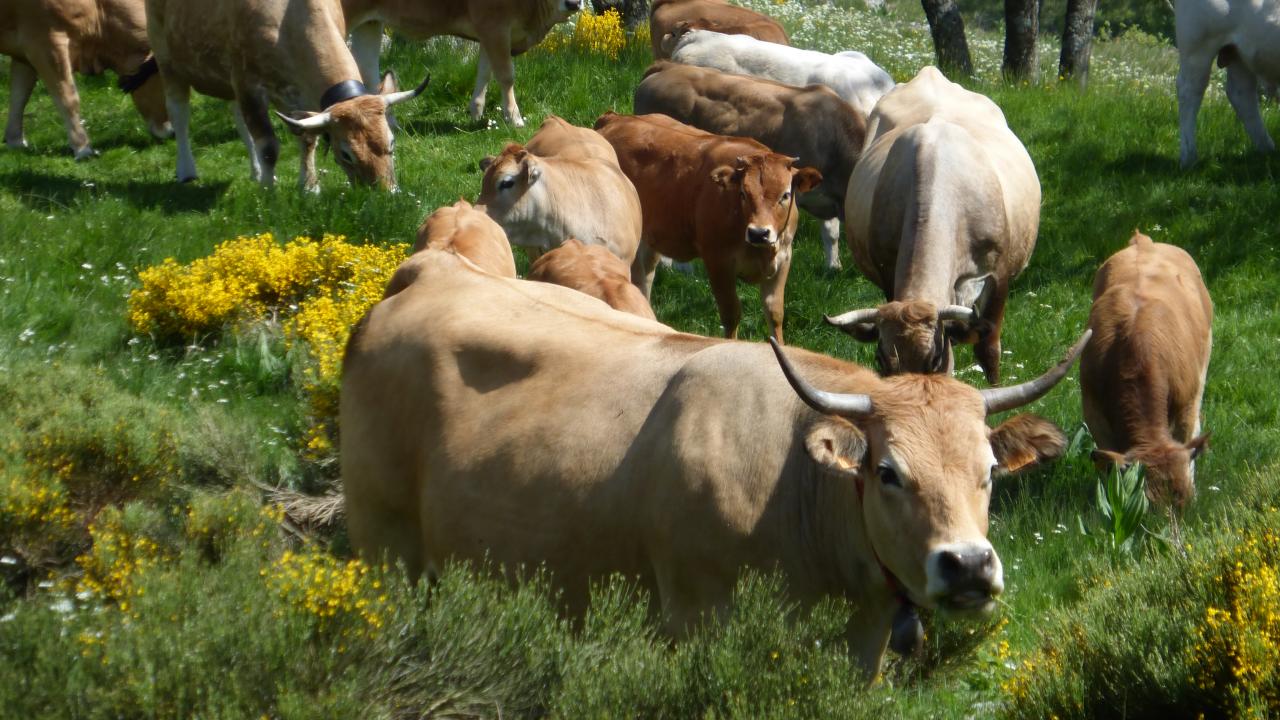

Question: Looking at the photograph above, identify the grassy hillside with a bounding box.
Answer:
[2,3,1279,717]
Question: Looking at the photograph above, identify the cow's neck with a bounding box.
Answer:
[803,462,893,604]
[287,0,368,109]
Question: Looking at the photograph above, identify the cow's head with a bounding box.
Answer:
[771,331,1089,617]
[825,300,992,376]
[711,154,821,249]
[661,22,704,55]
[477,143,544,224]
[1092,434,1210,506]
[277,74,429,190]
[117,56,171,140]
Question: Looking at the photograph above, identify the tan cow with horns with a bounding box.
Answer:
[146,0,427,190]
[2,0,171,159]
[828,66,1040,384]
[1081,231,1213,506]
[340,247,1089,677]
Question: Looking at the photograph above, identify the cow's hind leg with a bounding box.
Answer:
[476,32,523,127]
[1224,59,1276,155]
[469,50,493,123]
[164,80,198,182]
[28,34,94,159]
[231,104,262,183]
[1177,49,1215,167]
[349,21,385,90]
[820,217,843,271]
[631,242,661,298]
[5,58,37,149]
[760,257,791,344]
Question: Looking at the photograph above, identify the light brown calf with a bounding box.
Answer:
[528,239,656,319]
[1,0,169,159]
[412,199,516,276]
[594,111,820,342]
[342,0,580,127]
[1081,231,1213,505]
[649,0,787,59]
[478,115,642,266]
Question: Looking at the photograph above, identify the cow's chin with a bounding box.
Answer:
[932,591,998,618]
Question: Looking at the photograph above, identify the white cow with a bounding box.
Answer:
[666,28,894,120]
[1176,0,1280,167]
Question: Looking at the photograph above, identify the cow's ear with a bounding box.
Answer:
[1091,449,1129,473]
[805,417,867,477]
[711,165,737,188]
[378,71,399,95]
[792,167,823,194]
[524,155,542,182]
[990,414,1066,475]
[1186,432,1211,460]
[478,155,496,172]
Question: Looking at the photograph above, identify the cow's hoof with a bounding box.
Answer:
[73,146,99,161]
[150,122,175,140]
[177,173,198,184]
[469,102,485,123]
[4,137,28,150]
[507,114,526,129]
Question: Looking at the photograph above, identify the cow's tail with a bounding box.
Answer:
[117,55,160,94]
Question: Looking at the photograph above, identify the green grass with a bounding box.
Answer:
[3,3,1280,716]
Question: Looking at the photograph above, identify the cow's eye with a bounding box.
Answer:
[878,464,901,487]
[498,176,516,191]
[338,147,356,166]
[780,191,791,204]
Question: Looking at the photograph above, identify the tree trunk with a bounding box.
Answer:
[1058,0,1098,88]
[920,0,973,77]
[1003,0,1040,81]
[592,0,649,29]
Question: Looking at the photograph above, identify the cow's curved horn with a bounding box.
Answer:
[981,330,1092,415]
[276,110,334,132]
[769,338,873,417]
[383,75,431,108]
[938,304,978,323]
[824,308,880,328]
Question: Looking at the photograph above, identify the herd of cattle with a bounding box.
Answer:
[2,0,1256,677]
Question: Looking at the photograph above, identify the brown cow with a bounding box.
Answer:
[1,0,170,159]
[1081,231,1213,505]
[649,0,787,60]
[594,111,821,343]
[147,0,428,189]
[634,61,866,271]
[341,247,1088,678]
[342,0,580,128]
[478,115,642,265]
[528,239,656,319]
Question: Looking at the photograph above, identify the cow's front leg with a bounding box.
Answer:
[706,259,742,339]
[631,241,661,298]
[5,58,37,149]
[760,256,791,344]
[29,35,94,159]
[973,277,1008,385]
[476,31,523,127]
[296,133,319,193]
[469,50,492,123]
[164,80,198,182]
[1224,61,1276,155]
[231,103,262,183]
[1176,51,1214,167]
[238,93,277,187]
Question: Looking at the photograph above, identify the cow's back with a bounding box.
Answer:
[527,115,622,165]
[341,249,698,609]
[411,200,517,279]
[650,0,788,59]
[528,239,656,319]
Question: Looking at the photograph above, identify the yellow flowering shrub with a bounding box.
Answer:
[185,490,283,559]
[263,549,388,637]
[0,461,78,555]
[538,8,636,60]
[1187,529,1280,717]
[128,234,408,452]
[23,419,178,504]
[76,507,168,611]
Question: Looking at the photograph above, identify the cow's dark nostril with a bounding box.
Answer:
[746,226,771,245]
[938,550,963,579]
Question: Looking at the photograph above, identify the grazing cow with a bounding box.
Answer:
[826,67,1040,384]
[1,0,170,159]
[594,111,821,343]
[146,0,428,190]
[1081,231,1213,506]
[342,0,580,128]
[478,115,642,266]
[528,239,656,319]
[407,199,517,278]
[1175,0,1279,166]
[666,29,894,120]
[634,61,866,271]
[649,0,788,60]
[341,247,1088,677]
